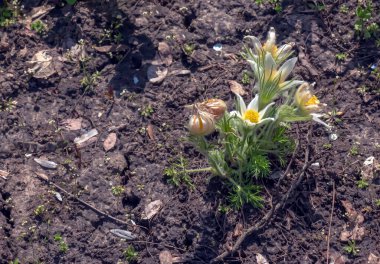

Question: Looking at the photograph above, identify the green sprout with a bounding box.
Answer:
[375,199,380,207]
[0,0,20,27]
[54,233,69,253]
[323,143,332,150]
[30,20,46,34]
[111,186,125,196]
[335,53,347,61]
[354,1,378,40]
[0,98,17,112]
[9,259,19,264]
[343,240,360,256]
[81,71,101,91]
[357,178,369,189]
[164,156,195,189]
[241,71,251,85]
[123,246,138,262]
[183,43,195,55]
[139,105,154,118]
[349,145,359,156]
[339,4,349,13]
[34,205,45,216]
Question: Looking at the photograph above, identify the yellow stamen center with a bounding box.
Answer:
[305,95,319,106]
[243,109,259,123]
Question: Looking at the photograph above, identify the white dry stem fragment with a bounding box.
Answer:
[74,128,98,148]
[34,158,58,169]
[147,64,168,84]
[141,200,163,220]
[55,192,63,202]
[0,169,9,180]
[110,229,138,240]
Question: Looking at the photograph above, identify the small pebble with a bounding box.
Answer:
[329,133,338,141]
[213,43,223,51]
[133,76,139,84]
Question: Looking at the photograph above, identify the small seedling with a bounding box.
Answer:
[111,185,125,196]
[34,205,45,216]
[343,240,360,256]
[241,71,251,85]
[375,199,380,207]
[30,20,46,34]
[9,259,19,264]
[182,43,195,55]
[0,0,20,27]
[323,143,332,150]
[217,204,231,214]
[164,156,195,188]
[123,246,138,262]
[66,0,77,4]
[357,178,369,189]
[139,105,154,118]
[354,1,379,39]
[81,71,101,91]
[336,53,347,61]
[54,233,69,253]
[339,4,349,13]
[349,145,359,156]
[0,98,17,112]
[357,85,368,95]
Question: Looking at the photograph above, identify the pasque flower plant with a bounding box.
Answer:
[183,28,331,208]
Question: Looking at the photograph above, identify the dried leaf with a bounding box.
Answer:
[368,253,380,264]
[159,250,173,264]
[228,80,246,95]
[329,250,348,264]
[61,118,82,131]
[34,158,58,169]
[30,5,54,20]
[27,50,58,79]
[103,132,117,151]
[147,124,155,141]
[147,65,168,84]
[341,200,360,222]
[74,129,98,148]
[34,171,49,181]
[232,223,243,238]
[158,42,173,66]
[93,44,128,53]
[110,229,137,240]
[340,224,365,241]
[256,253,269,264]
[142,200,163,220]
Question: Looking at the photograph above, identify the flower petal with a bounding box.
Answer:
[264,27,276,50]
[247,94,259,111]
[258,117,275,124]
[259,102,275,119]
[244,36,263,55]
[276,43,294,60]
[280,80,304,91]
[229,110,242,118]
[264,52,276,80]
[233,93,246,114]
[276,57,297,83]
[311,113,331,128]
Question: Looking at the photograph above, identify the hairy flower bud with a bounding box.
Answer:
[199,99,227,120]
[295,82,325,113]
[188,111,216,136]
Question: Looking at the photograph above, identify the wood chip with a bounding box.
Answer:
[147,65,168,84]
[159,250,173,264]
[228,80,246,95]
[0,169,9,179]
[103,132,117,151]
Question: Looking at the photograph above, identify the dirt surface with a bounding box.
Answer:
[1,0,380,263]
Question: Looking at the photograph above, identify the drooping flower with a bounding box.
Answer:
[230,93,275,126]
[198,99,227,120]
[244,27,295,63]
[188,110,216,136]
[295,82,330,128]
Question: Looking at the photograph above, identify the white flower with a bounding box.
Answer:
[230,93,275,126]
[244,27,295,62]
[294,83,330,128]
[248,53,302,90]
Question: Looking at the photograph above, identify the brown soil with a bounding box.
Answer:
[1,0,379,263]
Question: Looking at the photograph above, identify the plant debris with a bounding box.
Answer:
[158,42,173,66]
[109,229,138,240]
[228,80,246,95]
[159,250,173,264]
[34,158,58,169]
[141,200,163,220]
[27,50,63,78]
[103,132,117,151]
[74,129,99,148]
[147,65,168,84]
